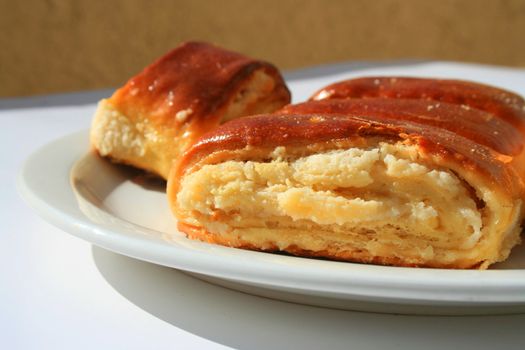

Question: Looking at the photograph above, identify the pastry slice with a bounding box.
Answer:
[91,41,291,179]
[168,98,525,269]
[310,76,525,130]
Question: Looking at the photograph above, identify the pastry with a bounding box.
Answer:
[310,76,525,130]
[90,41,291,179]
[168,96,525,269]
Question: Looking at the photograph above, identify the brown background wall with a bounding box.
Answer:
[1,0,525,97]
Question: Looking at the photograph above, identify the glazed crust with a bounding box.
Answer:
[110,41,290,127]
[174,107,522,197]
[309,76,525,130]
[280,98,523,157]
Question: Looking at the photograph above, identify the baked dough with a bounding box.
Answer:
[91,41,290,179]
[168,96,525,269]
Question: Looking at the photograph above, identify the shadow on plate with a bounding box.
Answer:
[92,246,525,350]
[72,151,166,203]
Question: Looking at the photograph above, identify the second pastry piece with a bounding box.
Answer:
[168,99,525,269]
[91,41,291,179]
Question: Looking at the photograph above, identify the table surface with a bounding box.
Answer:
[3,62,525,350]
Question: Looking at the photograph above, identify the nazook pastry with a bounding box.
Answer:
[90,41,291,179]
[168,90,525,269]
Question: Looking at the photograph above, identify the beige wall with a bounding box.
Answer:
[1,0,525,97]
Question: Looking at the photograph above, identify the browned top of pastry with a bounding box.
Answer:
[280,99,523,157]
[175,110,522,197]
[310,77,525,130]
[109,41,290,127]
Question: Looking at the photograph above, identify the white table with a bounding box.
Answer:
[3,63,525,349]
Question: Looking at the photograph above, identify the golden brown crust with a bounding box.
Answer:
[173,110,522,198]
[280,98,523,157]
[110,41,290,129]
[309,76,525,130]
[279,99,525,191]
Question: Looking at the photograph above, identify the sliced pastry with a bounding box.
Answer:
[91,41,291,179]
[168,96,525,269]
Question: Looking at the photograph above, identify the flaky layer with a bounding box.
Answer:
[173,141,522,269]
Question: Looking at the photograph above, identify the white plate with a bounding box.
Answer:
[18,62,525,315]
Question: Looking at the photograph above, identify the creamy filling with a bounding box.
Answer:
[91,100,147,158]
[178,143,486,257]
[221,70,279,123]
